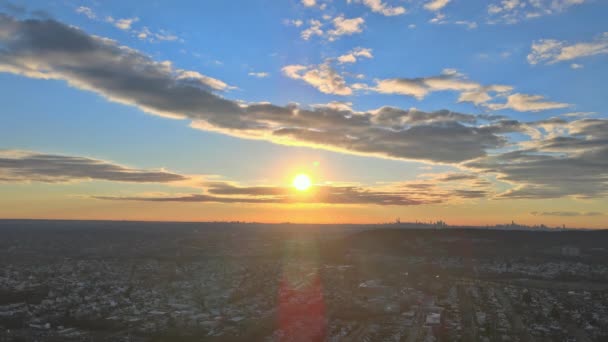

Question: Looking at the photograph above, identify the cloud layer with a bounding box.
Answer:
[0,150,186,183]
[0,14,525,164]
[1,14,606,203]
[467,119,608,199]
[95,173,491,206]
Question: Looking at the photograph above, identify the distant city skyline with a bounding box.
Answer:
[0,0,607,227]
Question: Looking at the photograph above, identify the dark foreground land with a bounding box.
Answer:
[1,220,608,341]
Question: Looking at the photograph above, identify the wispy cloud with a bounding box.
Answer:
[337,47,373,64]
[486,93,570,112]
[248,71,270,78]
[528,32,608,65]
[424,0,451,12]
[75,6,96,19]
[531,211,604,217]
[94,176,490,206]
[282,62,352,95]
[348,0,406,16]
[363,69,514,106]
[487,0,589,24]
[74,6,180,43]
[106,16,139,31]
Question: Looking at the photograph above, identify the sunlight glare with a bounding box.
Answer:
[293,174,312,191]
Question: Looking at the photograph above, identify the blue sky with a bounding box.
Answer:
[0,0,607,226]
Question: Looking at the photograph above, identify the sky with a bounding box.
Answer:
[0,0,607,227]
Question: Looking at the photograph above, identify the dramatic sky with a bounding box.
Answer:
[1,0,607,227]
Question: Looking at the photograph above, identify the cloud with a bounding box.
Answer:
[337,47,373,64]
[136,28,180,43]
[467,119,608,199]
[75,6,96,19]
[285,19,303,27]
[0,150,187,183]
[153,29,179,42]
[370,69,512,104]
[327,16,365,41]
[94,176,491,206]
[531,211,604,217]
[435,173,479,182]
[528,33,608,65]
[282,62,352,95]
[298,15,365,42]
[348,0,406,16]
[453,20,478,29]
[370,107,477,127]
[95,185,426,206]
[487,0,588,23]
[301,0,316,7]
[486,93,570,112]
[74,6,179,43]
[301,19,323,40]
[424,0,451,12]
[248,71,270,78]
[0,14,579,166]
[106,16,139,31]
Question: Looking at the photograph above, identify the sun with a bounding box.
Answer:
[293,174,312,191]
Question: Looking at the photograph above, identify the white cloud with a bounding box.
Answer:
[454,20,478,29]
[528,33,608,65]
[137,27,152,40]
[248,72,270,78]
[486,93,570,112]
[75,6,96,19]
[371,69,512,103]
[352,0,406,16]
[154,30,179,41]
[282,63,352,95]
[327,16,365,41]
[302,0,316,7]
[337,47,373,64]
[287,19,303,27]
[487,0,588,23]
[429,12,446,24]
[570,63,583,69]
[106,16,139,31]
[301,19,324,40]
[424,0,451,12]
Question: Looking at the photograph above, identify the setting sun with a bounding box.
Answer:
[293,174,312,191]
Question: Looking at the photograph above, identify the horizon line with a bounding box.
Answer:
[0,218,605,231]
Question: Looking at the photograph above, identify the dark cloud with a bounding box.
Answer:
[0,14,520,164]
[467,119,608,199]
[436,173,479,182]
[95,180,492,206]
[272,121,511,163]
[371,107,477,128]
[94,185,427,206]
[0,151,187,183]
